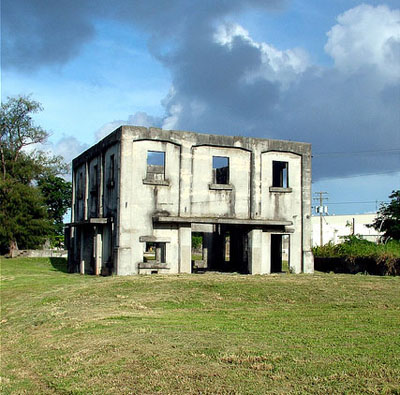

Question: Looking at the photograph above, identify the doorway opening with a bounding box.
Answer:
[271,234,290,273]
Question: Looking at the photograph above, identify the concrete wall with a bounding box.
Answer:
[10,250,68,259]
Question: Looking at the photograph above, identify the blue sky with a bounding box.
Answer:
[2,0,399,215]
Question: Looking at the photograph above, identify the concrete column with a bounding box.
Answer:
[248,229,262,274]
[290,231,302,274]
[155,245,162,264]
[80,230,85,275]
[179,225,192,273]
[302,149,314,273]
[94,227,102,275]
[202,244,208,264]
[260,232,271,274]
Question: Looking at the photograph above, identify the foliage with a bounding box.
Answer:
[37,175,72,239]
[0,181,53,251]
[313,236,400,275]
[369,190,400,241]
[192,232,203,250]
[0,95,70,254]
[1,257,400,394]
[313,235,400,259]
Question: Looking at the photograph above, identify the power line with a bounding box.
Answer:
[313,148,400,157]
[327,200,389,205]
[312,170,400,181]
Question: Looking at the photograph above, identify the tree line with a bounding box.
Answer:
[0,96,71,255]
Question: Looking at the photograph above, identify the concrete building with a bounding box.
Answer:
[66,126,313,275]
[312,213,382,246]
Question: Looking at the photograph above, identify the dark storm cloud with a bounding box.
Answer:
[1,0,283,70]
[158,4,400,180]
[3,1,399,180]
[1,0,96,70]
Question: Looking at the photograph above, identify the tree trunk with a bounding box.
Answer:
[9,240,18,258]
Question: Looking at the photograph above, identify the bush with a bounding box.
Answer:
[313,236,400,275]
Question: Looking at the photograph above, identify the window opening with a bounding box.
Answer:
[143,242,155,262]
[272,161,288,188]
[108,154,115,188]
[143,242,166,264]
[90,165,99,216]
[90,165,98,194]
[212,156,229,184]
[147,151,165,181]
[77,171,83,199]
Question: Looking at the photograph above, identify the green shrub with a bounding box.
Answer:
[313,236,400,275]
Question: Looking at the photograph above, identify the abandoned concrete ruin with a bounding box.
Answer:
[66,126,314,275]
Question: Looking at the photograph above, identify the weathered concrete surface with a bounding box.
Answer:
[67,126,313,275]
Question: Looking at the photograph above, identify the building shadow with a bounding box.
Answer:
[49,257,68,273]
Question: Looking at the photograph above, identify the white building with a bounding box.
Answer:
[312,213,382,246]
[66,126,314,275]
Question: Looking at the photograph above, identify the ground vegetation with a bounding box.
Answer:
[1,257,399,394]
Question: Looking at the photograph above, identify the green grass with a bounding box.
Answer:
[1,257,400,394]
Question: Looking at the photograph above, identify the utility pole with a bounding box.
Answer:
[313,192,328,246]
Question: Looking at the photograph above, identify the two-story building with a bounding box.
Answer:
[66,126,313,275]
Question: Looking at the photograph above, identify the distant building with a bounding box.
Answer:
[312,213,382,246]
[66,126,313,275]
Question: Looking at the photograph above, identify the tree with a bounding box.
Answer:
[0,95,71,254]
[37,175,72,242]
[370,190,400,242]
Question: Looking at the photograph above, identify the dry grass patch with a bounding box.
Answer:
[1,257,400,394]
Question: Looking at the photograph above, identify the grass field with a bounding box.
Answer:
[1,257,400,394]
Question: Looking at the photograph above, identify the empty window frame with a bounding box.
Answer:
[147,151,165,181]
[212,156,229,184]
[77,171,84,199]
[143,242,166,264]
[107,154,115,188]
[90,165,98,194]
[272,161,289,188]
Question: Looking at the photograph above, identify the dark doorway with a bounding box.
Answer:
[271,234,290,273]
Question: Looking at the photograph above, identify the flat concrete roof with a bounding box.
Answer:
[153,216,292,226]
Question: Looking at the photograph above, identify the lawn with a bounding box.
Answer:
[1,258,399,394]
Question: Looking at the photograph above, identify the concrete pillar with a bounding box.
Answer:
[248,229,262,274]
[290,231,302,274]
[155,245,162,264]
[179,225,192,273]
[94,227,102,275]
[202,243,208,264]
[260,232,271,274]
[80,230,85,275]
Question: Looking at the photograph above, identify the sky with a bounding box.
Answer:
[2,0,399,215]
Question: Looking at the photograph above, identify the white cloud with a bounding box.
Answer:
[45,136,89,165]
[214,22,310,87]
[95,111,163,140]
[325,4,400,81]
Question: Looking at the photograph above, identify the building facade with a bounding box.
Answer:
[312,213,382,246]
[66,126,313,275]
